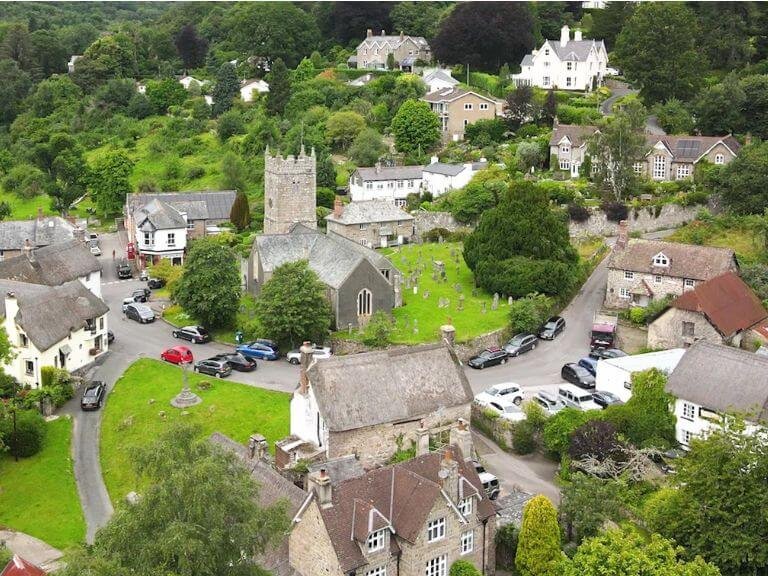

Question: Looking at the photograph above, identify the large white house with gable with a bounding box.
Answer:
[512,25,608,91]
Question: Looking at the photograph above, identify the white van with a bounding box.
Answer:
[557,384,601,411]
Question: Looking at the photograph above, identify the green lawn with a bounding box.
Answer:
[100,359,289,503]
[0,417,85,549]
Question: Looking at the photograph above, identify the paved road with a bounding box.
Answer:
[600,80,666,135]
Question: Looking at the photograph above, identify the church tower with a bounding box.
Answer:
[263,146,317,235]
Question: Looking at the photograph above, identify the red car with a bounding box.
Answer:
[161,346,193,365]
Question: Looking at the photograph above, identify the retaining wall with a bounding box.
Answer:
[569,204,700,237]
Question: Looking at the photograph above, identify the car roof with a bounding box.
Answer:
[170,345,191,353]
[487,382,519,391]
[536,391,557,401]
[491,396,519,408]
[579,356,597,364]
[478,471,498,483]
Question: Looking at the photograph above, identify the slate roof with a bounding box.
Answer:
[0,279,108,352]
[549,123,598,147]
[645,135,741,162]
[126,191,237,222]
[0,240,101,287]
[354,165,423,182]
[423,69,458,87]
[1,556,46,576]
[547,38,606,61]
[135,199,186,231]
[308,456,365,485]
[423,163,466,177]
[311,445,495,572]
[608,239,736,281]
[666,341,768,420]
[520,54,534,67]
[0,217,80,251]
[422,87,496,104]
[326,200,413,225]
[324,231,396,272]
[308,343,472,432]
[357,35,429,51]
[669,272,767,337]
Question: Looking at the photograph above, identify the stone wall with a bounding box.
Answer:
[412,211,467,237]
[471,404,515,452]
[569,204,700,238]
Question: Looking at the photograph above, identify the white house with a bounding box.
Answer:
[666,341,768,448]
[512,25,608,91]
[422,68,459,93]
[421,157,487,197]
[595,348,685,403]
[240,79,269,102]
[348,164,424,206]
[179,75,205,90]
[131,199,188,265]
[67,55,82,74]
[347,73,374,87]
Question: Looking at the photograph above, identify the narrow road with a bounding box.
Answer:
[600,80,666,135]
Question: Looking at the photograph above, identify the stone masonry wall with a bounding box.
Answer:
[569,204,699,238]
[412,211,467,237]
[289,501,346,576]
[647,307,724,350]
[264,151,317,235]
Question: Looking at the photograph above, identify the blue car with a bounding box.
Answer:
[578,356,599,377]
[236,339,279,361]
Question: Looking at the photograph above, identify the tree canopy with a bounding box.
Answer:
[390,99,440,156]
[717,142,768,215]
[516,495,562,576]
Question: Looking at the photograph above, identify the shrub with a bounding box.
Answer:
[512,421,536,455]
[567,203,591,222]
[186,166,205,180]
[0,409,46,458]
[218,110,245,141]
[568,420,621,461]
[601,201,628,222]
[449,560,481,576]
[495,523,518,570]
[423,227,452,242]
[542,408,593,457]
[629,307,646,325]
[361,311,393,348]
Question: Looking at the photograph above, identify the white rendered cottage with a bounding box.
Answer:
[421,157,488,197]
[348,164,424,206]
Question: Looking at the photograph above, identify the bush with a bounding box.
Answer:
[0,409,47,458]
[495,523,518,570]
[449,560,481,576]
[567,203,591,222]
[568,420,621,461]
[542,408,593,457]
[186,166,205,180]
[361,311,393,348]
[536,180,576,205]
[218,110,245,141]
[465,118,507,146]
[423,227,452,242]
[601,201,628,222]
[628,307,646,325]
[512,421,536,455]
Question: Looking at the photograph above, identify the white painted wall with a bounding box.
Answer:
[595,349,685,402]
[349,176,422,204]
[673,397,762,448]
[290,387,328,451]
[80,269,102,299]
[422,163,480,197]
[135,226,188,259]
[240,80,269,102]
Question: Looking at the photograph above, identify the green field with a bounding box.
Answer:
[100,359,289,503]
[0,417,85,549]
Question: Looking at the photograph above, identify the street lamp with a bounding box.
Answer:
[170,360,201,409]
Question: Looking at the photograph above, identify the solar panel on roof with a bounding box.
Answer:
[676,140,701,157]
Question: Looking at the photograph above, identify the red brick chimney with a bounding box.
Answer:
[333,197,343,218]
[616,220,629,250]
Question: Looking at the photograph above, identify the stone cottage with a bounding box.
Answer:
[326,198,414,249]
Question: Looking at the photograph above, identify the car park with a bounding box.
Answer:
[147,277,165,289]
[474,383,524,406]
[172,325,211,344]
[193,358,232,378]
[131,289,148,303]
[121,297,134,313]
[124,303,155,323]
[467,347,508,369]
[285,344,332,364]
[589,348,627,360]
[503,333,538,357]
[532,391,567,416]
[558,384,601,411]
[211,352,257,372]
[578,356,599,376]
[538,316,566,340]
[561,362,596,389]
[80,381,106,410]
[487,399,527,422]
[161,345,193,365]
[592,390,624,409]
[237,340,279,360]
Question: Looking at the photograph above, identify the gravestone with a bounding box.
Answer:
[508,296,514,305]
[491,293,499,311]
[481,302,487,314]
[457,294,465,311]
[454,283,462,293]
[423,289,430,299]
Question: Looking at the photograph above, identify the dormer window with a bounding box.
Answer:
[458,498,472,516]
[560,144,570,154]
[367,528,386,552]
[653,253,669,267]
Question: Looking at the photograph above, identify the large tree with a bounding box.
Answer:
[229,191,251,232]
[255,260,332,349]
[390,99,440,156]
[505,85,537,130]
[266,58,291,116]
[174,23,208,72]
[390,2,445,39]
[560,473,623,544]
[175,238,241,329]
[694,77,746,136]
[588,1,636,50]
[738,74,768,141]
[349,128,387,166]
[212,62,240,117]
[516,495,561,576]
[0,60,31,125]
[328,2,392,46]
[718,142,768,215]
[614,3,705,103]
[88,150,134,217]
[432,2,535,72]
[325,111,366,151]
[690,2,754,71]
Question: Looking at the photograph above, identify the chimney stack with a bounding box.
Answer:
[449,419,473,461]
[560,25,570,47]
[23,239,34,262]
[73,227,86,243]
[333,196,344,218]
[440,324,456,348]
[248,433,268,461]
[400,31,404,41]
[416,420,430,456]
[430,155,439,165]
[616,220,629,250]
[439,449,459,502]
[367,29,373,38]
[308,468,333,508]
[298,341,314,395]
[574,29,582,42]
[375,161,382,174]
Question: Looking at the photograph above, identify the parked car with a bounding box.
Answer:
[237,340,279,360]
[467,347,508,369]
[531,391,567,416]
[487,398,527,422]
[503,333,538,357]
[131,289,148,303]
[286,344,332,364]
[474,383,524,406]
[578,356,599,377]
[124,303,155,324]
[193,358,232,378]
[147,277,165,289]
[538,316,566,340]
[478,471,500,500]
[172,325,211,344]
[161,345,193,365]
[116,259,132,279]
[80,381,106,411]
[139,269,149,281]
[558,384,601,411]
[107,330,114,344]
[592,390,624,409]
[211,352,257,372]
[88,232,99,244]
[589,348,627,360]
[121,297,134,313]
[90,245,102,257]
[561,362,596,388]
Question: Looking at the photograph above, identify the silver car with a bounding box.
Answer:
[286,344,332,364]
[532,391,567,416]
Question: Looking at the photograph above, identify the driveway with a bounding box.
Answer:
[600,80,666,135]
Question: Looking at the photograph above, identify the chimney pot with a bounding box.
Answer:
[333,196,344,218]
[298,341,315,394]
[367,28,373,38]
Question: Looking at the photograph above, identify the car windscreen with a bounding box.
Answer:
[574,366,591,377]
[197,327,209,335]
[84,388,99,399]
[509,335,525,345]
[544,321,557,329]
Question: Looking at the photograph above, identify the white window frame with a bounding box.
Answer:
[624,270,634,280]
[167,232,175,247]
[682,429,694,444]
[463,103,473,111]
[458,498,472,517]
[559,159,571,170]
[395,199,407,208]
[566,61,573,71]
[714,153,725,165]
[684,278,695,289]
[366,567,387,576]
[544,48,550,56]
[633,162,644,174]
[460,530,474,555]
[367,529,386,553]
[654,275,662,284]
[365,182,373,190]
[543,76,550,86]
[143,231,151,246]
[479,103,489,110]
[676,165,691,179]
[425,555,447,576]
[653,155,666,179]
[619,287,630,299]
[682,402,696,420]
[427,518,446,542]
[653,254,669,267]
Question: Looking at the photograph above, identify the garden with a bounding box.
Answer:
[100,359,289,502]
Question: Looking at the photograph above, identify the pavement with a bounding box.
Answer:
[0,530,63,572]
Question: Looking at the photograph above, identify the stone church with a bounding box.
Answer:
[248,148,400,329]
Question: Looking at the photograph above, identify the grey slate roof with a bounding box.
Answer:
[423,163,466,177]
[357,35,429,51]
[422,87,496,104]
[644,135,742,162]
[0,279,108,352]
[608,239,737,281]
[324,231,396,272]
[549,123,599,147]
[355,165,423,182]
[0,217,80,251]
[666,341,768,421]
[126,190,237,222]
[136,199,187,231]
[423,69,458,87]
[520,54,534,67]
[307,343,473,432]
[548,39,606,61]
[0,239,101,286]
[326,200,413,225]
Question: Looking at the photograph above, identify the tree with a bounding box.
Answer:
[174,24,208,72]
[653,99,694,135]
[293,57,316,83]
[229,191,251,232]
[29,29,66,77]
[516,495,561,576]
[738,75,768,141]
[559,527,721,576]
[1,23,32,70]
[568,420,621,461]
[255,260,333,349]
[349,128,387,166]
[718,142,768,215]
[449,560,481,576]
[326,111,366,151]
[390,1,445,38]
[390,99,440,155]
[691,2,754,71]
[614,3,705,103]
[560,473,624,543]
[542,408,592,457]
[145,78,187,114]
[508,293,553,334]
[0,409,46,459]
[542,89,557,126]
[328,2,392,46]
[505,85,537,130]
[212,62,239,116]
[218,110,245,142]
[59,423,290,576]
[432,2,536,72]
[361,310,393,348]
[266,58,291,116]
[516,141,545,173]
[464,118,506,146]
[589,1,636,50]
[73,33,137,91]
[89,150,134,217]
[694,78,745,136]
[174,238,241,329]
[0,59,31,125]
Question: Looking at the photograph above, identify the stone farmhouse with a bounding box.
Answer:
[512,25,608,91]
[349,164,424,206]
[648,272,768,350]
[422,88,498,142]
[666,341,768,448]
[0,210,86,260]
[605,221,738,309]
[326,198,414,249]
[354,29,431,71]
[288,344,473,469]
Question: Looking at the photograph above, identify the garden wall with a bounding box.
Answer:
[569,204,700,238]
[412,211,466,237]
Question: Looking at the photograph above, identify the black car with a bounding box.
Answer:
[592,390,624,409]
[116,259,132,279]
[467,347,508,369]
[81,381,106,410]
[503,333,538,357]
[131,289,148,303]
[147,277,165,289]
[538,316,566,340]
[172,325,211,344]
[211,352,257,372]
[107,330,115,344]
[193,359,232,378]
[589,348,627,360]
[561,362,596,389]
